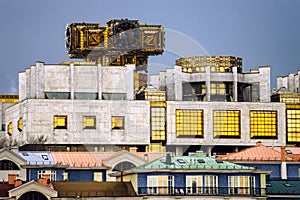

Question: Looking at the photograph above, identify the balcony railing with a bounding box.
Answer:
[138,186,266,196]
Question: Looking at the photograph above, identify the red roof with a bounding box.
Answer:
[51,152,104,168]
[217,142,295,162]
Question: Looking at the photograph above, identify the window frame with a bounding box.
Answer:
[111,116,125,130]
[213,110,241,138]
[250,110,277,139]
[175,109,204,138]
[53,115,68,130]
[83,116,96,130]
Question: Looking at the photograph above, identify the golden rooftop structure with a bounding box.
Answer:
[65,19,164,71]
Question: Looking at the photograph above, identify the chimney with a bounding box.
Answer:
[256,141,262,146]
[8,174,17,185]
[129,147,138,153]
[281,147,286,162]
[166,153,171,165]
[14,179,23,188]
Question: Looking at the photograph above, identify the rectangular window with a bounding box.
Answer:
[211,83,226,95]
[7,122,12,135]
[250,110,277,139]
[147,175,173,195]
[287,109,300,142]
[18,118,23,132]
[37,170,56,181]
[102,93,126,100]
[83,116,96,129]
[111,116,124,130]
[151,107,166,141]
[213,110,240,138]
[176,110,203,138]
[94,172,102,182]
[204,175,218,194]
[63,172,68,181]
[74,92,98,100]
[45,92,70,99]
[54,115,67,129]
[186,175,202,194]
[228,176,255,195]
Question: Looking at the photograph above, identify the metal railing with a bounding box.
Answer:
[138,186,266,196]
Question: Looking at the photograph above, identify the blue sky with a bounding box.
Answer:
[0,0,299,93]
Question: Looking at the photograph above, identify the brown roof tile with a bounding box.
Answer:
[52,182,136,197]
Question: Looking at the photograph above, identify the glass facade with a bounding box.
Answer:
[213,110,240,138]
[250,111,277,138]
[228,176,255,195]
[287,109,300,142]
[176,110,203,138]
[151,107,166,141]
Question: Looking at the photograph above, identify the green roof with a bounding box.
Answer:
[134,151,255,171]
[267,180,300,195]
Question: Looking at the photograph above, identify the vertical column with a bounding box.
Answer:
[19,73,26,101]
[176,146,183,156]
[174,66,182,101]
[288,73,295,93]
[125,64,135,100]
[70,63,74,100]
[36,62,45,99]
[205,66,211,102]
[97,64,102,100]
[259,66,271,102]
[30,65,36,99]
[233,66,238,102]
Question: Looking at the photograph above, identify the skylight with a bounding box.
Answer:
[22,152,29,156]
[177,159,187,164]
[42,155,49,160]
[197,159,205,163]
[285,150,292,154]
[216,160,223,163]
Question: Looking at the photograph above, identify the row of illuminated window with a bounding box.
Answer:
[45,92,126,100]
[37,170,102,182]
[146,175,254,195]
[6,116,124,135]
[54,115,124,130]
[176,110,278,139]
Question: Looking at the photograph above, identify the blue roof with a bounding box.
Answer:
[18,152,55,165]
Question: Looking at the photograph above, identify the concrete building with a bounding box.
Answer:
[150,56,286,154]
[277,71,300,93]
[2,55,288,155]
[4,62,150,151]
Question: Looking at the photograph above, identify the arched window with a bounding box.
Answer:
[18,191,48,200]
[112,161,136,171]
[0,160,20,170]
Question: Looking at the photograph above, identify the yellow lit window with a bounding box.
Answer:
[250,111,277,139]
[18,118,23,132]
[83,116,96,129]
[146,143,166,152]
[213,110,240,138]
[151,107,166,141]
[54,115,67,129]
[7,122,12,135]
[94,172,102,182]
[287,109,300,142]
[176,110,203,138]
[111,116,124,130]
[211,83,226,95]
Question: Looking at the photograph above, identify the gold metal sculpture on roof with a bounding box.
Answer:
[65,19,164,70]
